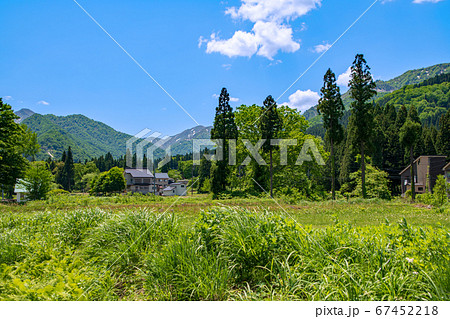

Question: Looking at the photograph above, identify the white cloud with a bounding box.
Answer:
[282,89,320,113]
[313,42,331,53]
[225,0,321,23]
[3,96,12,100]
[203,0,321,60]
[412,0,443,3]
[206,21,300,60]
[222,63,232,70]
[336,67,352,87]
[37,100,50,106]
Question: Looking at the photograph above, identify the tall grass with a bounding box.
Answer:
[0,205,448,300]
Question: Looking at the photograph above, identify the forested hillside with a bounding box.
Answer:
[19,112,213,162]
[304,62,450,123]
[307,64,450,137]
[376,81,450,127]
[22,113,133,161]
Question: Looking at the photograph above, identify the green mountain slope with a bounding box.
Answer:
[19,112,213,161]
[306,72,450,139]
[376,81,450,127]
[304,62,450,121]
[22,113,133,161]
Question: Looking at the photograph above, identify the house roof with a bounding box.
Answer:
[399,155,447,175]
[14,179,28,193]
[443,162,450,171]
[155,173,169,179]
[124,169,154,178]
[163,186,175,191]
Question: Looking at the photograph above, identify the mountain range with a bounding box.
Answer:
[17,109,212,161]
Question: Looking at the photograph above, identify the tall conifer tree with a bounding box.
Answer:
[348,54,376,199]
[210,88,238,197]
[259,95,282,198]
[317,69,344,200]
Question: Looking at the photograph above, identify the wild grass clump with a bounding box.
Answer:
[0,204,448,300]
[82,208,178,273]
[146,207,450,300]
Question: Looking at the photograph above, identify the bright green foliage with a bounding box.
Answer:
[74,161,99,191]
[349,161,391,200]
[348,54,377,199]
[210,88,238,197]
[433,175,448,207]
[20,124,40,161]
[21,162,53,200]
[234,104,326,198]
[90,167,126,195]
[167,169,182,181]
[0,99,29,197]
[317,69,345,200]
[376,82,450,127]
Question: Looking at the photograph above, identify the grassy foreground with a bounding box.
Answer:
[0,197,449,300]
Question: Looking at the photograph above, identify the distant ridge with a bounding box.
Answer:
[14,108,35,123]
[14,110,212,161]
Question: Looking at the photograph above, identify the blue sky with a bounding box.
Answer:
[1,0,449,136]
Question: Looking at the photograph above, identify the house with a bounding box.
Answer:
[444,162,450,184]
[177,179,190,186]
[124,168,157,194]
[154,173,170,191]
[162,183,187,196]
[14,180,29,203]
[400,155,447,196]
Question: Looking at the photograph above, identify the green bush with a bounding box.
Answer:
[48,189,70,196]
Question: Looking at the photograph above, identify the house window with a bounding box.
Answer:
[181,185,185,188]
[418,187,423,191]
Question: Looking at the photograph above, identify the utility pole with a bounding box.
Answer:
[191,152,195,196]
[153,160,157,196]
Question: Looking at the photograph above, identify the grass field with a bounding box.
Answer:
[0,194,449,300]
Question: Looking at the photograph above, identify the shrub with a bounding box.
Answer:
[433,175,448,207]
[48,189,70,196]
[21,162,53,200]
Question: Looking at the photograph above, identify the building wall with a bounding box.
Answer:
[400,156,446,195]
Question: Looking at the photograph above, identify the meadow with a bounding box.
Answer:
[0,194,449,301]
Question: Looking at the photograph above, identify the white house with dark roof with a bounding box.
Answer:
[162,183,187,196]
